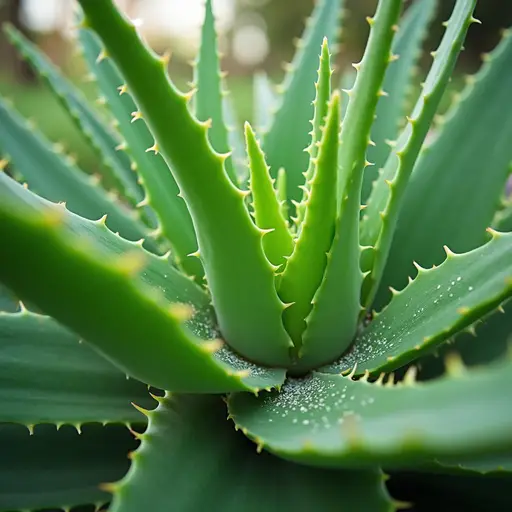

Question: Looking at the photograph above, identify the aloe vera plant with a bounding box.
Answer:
[1,0,512,509]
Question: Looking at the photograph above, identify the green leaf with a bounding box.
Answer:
[0,174,285,393]
[376,27,512,310]
[0,96,155,250]
[253,72,277,133]
[78,0,293,366]
[262,0,343,206]
[276,167,289,222]
[301,0,402,365]
[109,395,393,512]
[418,300,512,381]
[0,310,154,425]
[229,357,512,468]
[323,230,512,375]
[4,24,145,211]
[295,37,333,228]
[434,455,512,474]
[279,91,340,353]
[0,423,135,512]
[359,0,477,309]
[77,27,201,278]
[245,123,294,268]
[363,0,438,202]
[193,0,237,184]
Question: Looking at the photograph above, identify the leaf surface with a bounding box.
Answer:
[0,311,154,425]
[78,0,293,366]
[0,423,135,512]
[229,358,512,467]
[262,0,343,206]
[0,174,285,393]
[324,230,512,375]
[109,396,393,512]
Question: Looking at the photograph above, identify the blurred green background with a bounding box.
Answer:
[0,0,511,177]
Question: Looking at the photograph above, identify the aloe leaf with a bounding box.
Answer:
[0,423,135,512]
[434,456,512,474]
[301,0,402,366]
[78,0,293,366]
[295,37,333,228]
[245,122,294,268]
[376,27,512,310]
[253,71,277,134]
[4,24,145,210]
[0,174,285,392]
[0,96,156,251]
[108,395,393,512]
[193,0,236,184]
[78,27,201,278]
[360,0,478,310]
[362,0,438,202]
[0,311,155,425]
[276,167,289,222]
[279,91,340,352]
[323,230,512,375]
[224,95,247,184]
[262,0,343,206]
[419,300,512,381]
[229,357,512,468]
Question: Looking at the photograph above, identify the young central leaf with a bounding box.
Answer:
[278,90,340,350]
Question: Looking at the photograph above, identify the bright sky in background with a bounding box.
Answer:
[20,0,269,65]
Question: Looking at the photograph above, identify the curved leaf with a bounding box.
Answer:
[262,0,343,205]
[4,24,145,210]
[229,358,512,468]
[363,0,438,201]
[377,28,512,309]
[109,395,393,512]
[0,311,154,425]
[78,27,200,277]
[0,96,154,250]
[193,0,237,184]
[324,230,512,375]
[0,174,285,393]
[0,423,135,512]
[78,0,293,367]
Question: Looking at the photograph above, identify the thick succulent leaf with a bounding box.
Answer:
[363,0,437,201]
[377,28,512,309]
[193,0,236,184]
[279,92,340,352]
[295,37,333,228]
[434,455,512,474]
[0,97,155,251]
[324,230,512,375]
[0,174,285,393]
[418,300,512,381]
[229,357,512,468]
[276,167,289,222]
[253,72,277,134]
[78,27,201,278]
[78,0,293,366]
[0,423,135,512]
[360,0,477,309]
[0,311,154,425]
[302,0,402,365]
[245,123,294,268]
[262,0,343,205]
[4,24,145,209]
[109,395,393,512]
